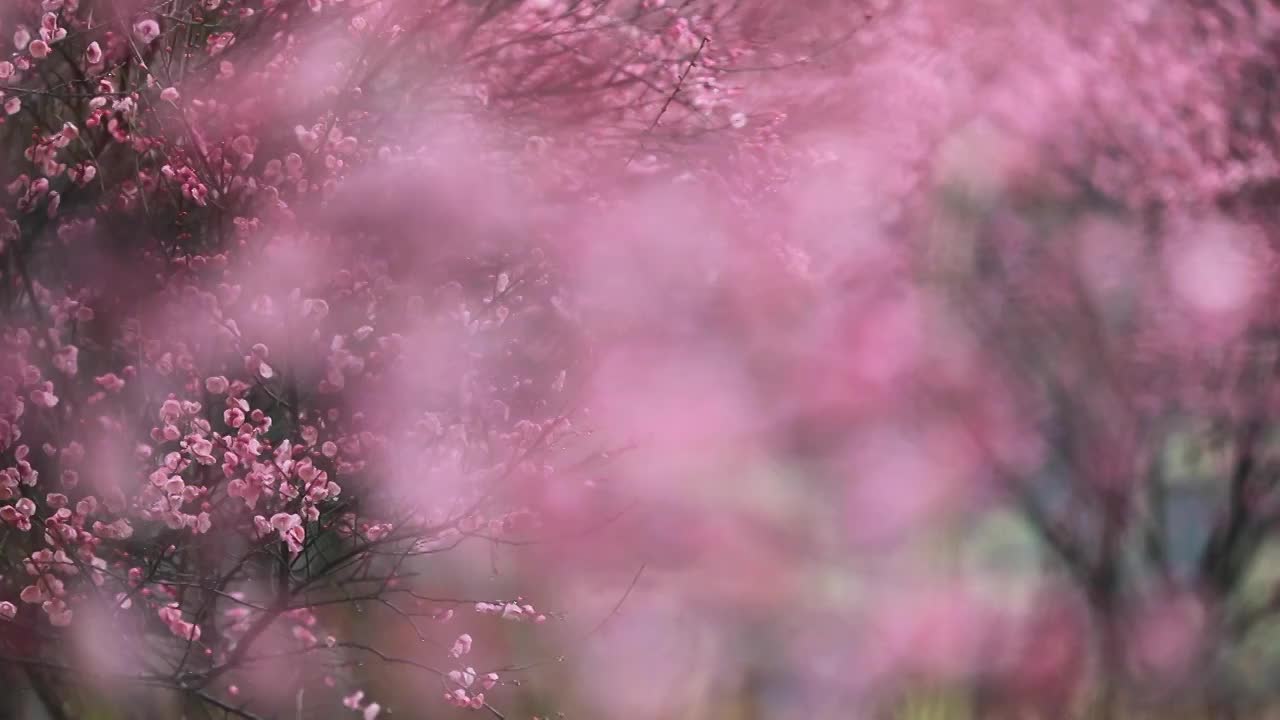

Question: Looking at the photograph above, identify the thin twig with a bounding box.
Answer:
[624,37,709,167]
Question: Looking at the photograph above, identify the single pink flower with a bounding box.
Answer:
[449,633,472,658]
[134,19,161,43]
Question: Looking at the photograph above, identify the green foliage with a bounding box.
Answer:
[889,688,973,720]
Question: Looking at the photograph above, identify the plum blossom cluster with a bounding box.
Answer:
[475,598,549,623]
[445,666,500,710]
[443,632,501,710]
[342,690,383,720]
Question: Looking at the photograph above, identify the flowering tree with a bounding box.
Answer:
[712,2,1280,717]
[923,3,1280,717]
[0,0,863,717]
[13,0,1280,719]
[522,2,1280,717]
